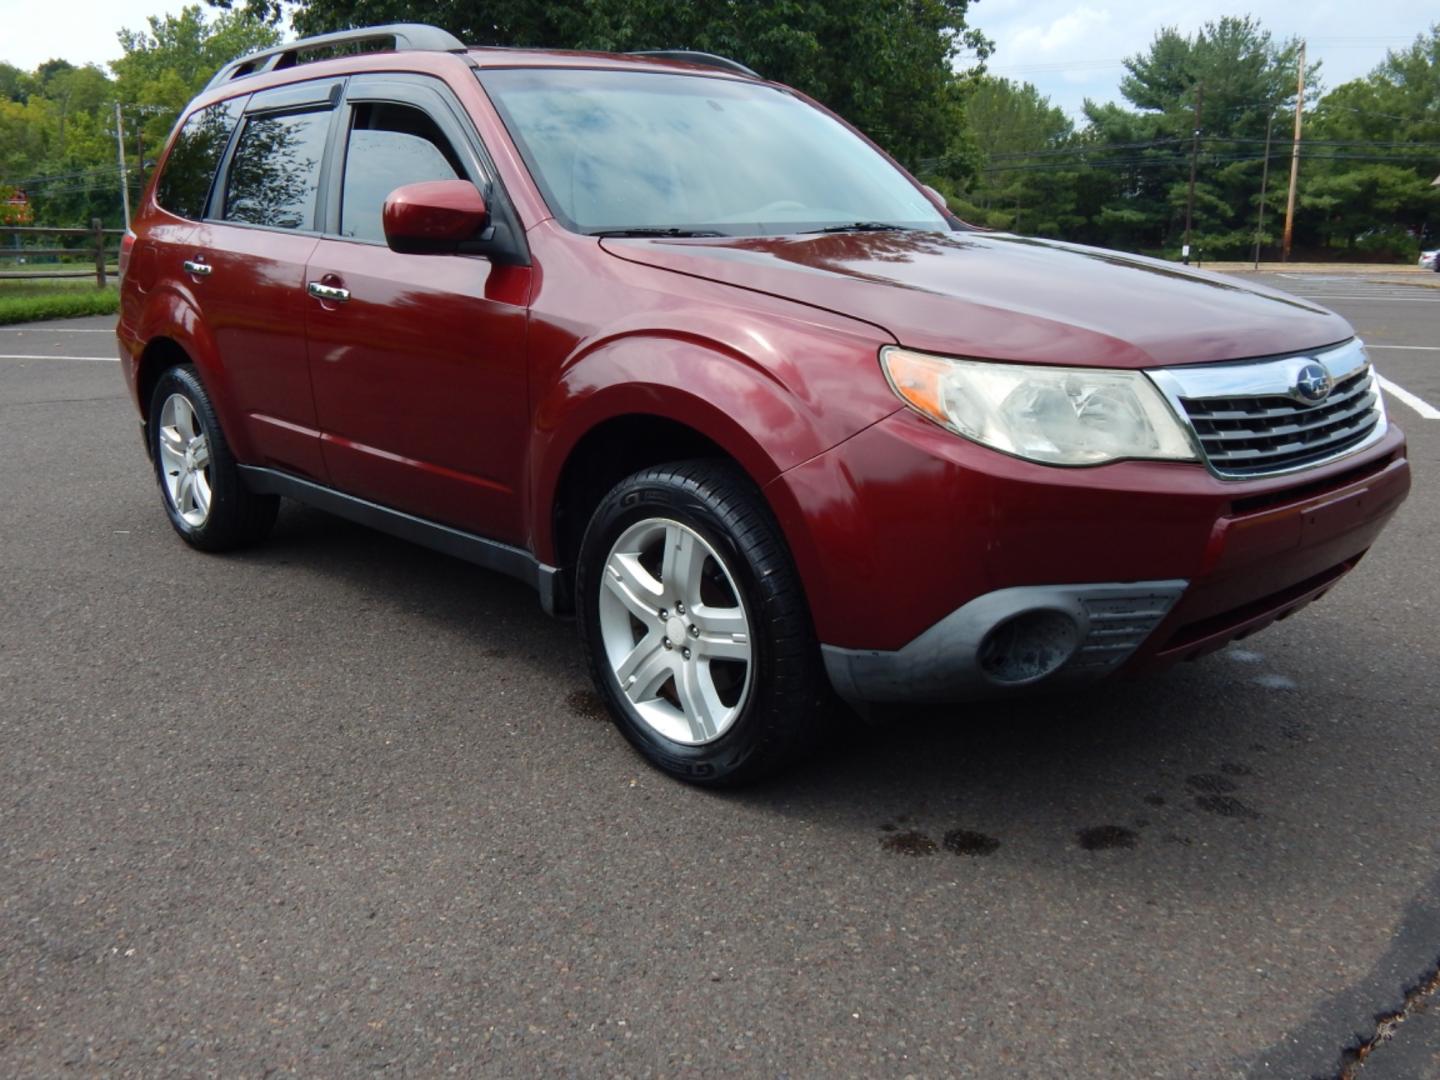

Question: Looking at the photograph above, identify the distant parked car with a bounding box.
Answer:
[1420,250,1438,270]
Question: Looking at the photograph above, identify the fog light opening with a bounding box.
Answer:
[978,609,1081,685]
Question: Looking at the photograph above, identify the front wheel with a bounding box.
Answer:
[576,460,826,785]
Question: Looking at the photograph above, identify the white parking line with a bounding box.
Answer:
[1377,375,1440,420]
[0,327,114,333]
[1368,344,1440,351]
[0,354,117,362]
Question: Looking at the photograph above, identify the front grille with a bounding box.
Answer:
[1179,367,1380,477]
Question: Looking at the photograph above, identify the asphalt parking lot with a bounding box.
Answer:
[1,270,1437,1077]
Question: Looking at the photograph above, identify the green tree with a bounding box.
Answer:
[0,5,277,228]
[1301,24,1440,257]
[0,63,35,102]
[206,0,991,184]
[1081,16,1309,257]
[951,77,1085,237]
[111,6,281,207]
[114,5,281,103]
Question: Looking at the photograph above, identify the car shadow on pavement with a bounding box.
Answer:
[236,501,578,657]
[237,502,1392,894]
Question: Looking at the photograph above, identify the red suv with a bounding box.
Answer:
[118,24,1411,783]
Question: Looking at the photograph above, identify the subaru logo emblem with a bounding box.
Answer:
[1293,362,1332,405]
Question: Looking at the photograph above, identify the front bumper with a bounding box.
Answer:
[823,580,1187,705]
[766,409,1410,706]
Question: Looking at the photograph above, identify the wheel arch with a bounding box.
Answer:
[131,292,255,462]
[548,411,737,568]
[135,336,192,430]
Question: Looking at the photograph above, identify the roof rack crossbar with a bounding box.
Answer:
[627,50,761,78]
[205,23,466,91]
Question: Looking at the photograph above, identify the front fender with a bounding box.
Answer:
[528,332,894,564]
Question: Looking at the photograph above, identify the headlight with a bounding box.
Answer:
[880,347,1197,466]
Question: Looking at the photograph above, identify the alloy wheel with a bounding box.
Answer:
[596,518,754,745]
[156,392,212,528]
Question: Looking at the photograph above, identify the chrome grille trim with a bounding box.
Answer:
[1147,339,1388,479]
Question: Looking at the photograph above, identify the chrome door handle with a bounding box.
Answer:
[182,259,212,276]
[307,281,350,303]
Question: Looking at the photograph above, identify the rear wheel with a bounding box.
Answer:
[577,460,825,785]
[148,365,277,551]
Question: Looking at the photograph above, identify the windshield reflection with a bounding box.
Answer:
[480,68,949,237]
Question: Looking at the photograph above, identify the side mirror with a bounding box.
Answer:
[382,179,490,255]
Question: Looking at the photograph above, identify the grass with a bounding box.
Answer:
[0,275,120,326]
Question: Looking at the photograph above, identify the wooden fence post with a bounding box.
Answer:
[92,218,106,288]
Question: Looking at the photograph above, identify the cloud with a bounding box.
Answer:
[1007,7,1114,60]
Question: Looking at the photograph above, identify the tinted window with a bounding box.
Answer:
[222,110,331,230]
[479,69,947,235]
[156,99,242,220]
[340,103,463,242]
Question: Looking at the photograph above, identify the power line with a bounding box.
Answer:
[976,134,1440,168]
[981,151,1440,174]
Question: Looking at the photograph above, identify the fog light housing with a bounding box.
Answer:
[977,609,1081,684]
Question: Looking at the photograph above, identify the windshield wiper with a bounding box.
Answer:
[802,221,911,234]
[587,227,727,238]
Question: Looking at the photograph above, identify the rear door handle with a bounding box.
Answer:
[307,281,350,303]
[182,259,211,276]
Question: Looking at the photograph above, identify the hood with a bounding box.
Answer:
[599,230,1353,369]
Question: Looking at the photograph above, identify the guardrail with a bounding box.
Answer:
[0,220,125,287]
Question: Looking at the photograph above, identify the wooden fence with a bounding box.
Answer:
[0,220,125,287]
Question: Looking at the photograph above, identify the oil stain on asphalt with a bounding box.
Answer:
[1195,795,1262,820]
[878,826,1000,857]
[1076,825,1139,850]
[882,831,938,856]
[565,689,607,720]
[1188,766,1262,819]
[943,829,1001,856]
[1187,773,1239,794]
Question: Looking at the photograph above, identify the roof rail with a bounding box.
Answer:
[628,50,760,78]
[205,23,466,91]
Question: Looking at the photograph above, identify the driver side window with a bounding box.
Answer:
[340,102,466,243]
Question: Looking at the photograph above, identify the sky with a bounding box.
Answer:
[0,0,1435,122]
[974,0,1437,120]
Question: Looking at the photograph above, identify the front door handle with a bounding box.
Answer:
[307,281,350,303]
[182,259,211,277]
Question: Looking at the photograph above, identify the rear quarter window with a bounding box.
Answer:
[155,99,243,220]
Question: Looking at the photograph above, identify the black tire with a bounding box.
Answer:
[148,364,277,551]
[576,459,826,786]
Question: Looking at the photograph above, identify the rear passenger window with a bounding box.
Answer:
[340,103,464,243]
[222,111,331,230]
[156,99,242,220]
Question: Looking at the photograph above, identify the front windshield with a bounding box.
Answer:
[477,68,950,236]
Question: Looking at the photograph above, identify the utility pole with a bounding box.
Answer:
[1282,41,1305,261]
[1253,114,1275,269]
[113,101,131,228]
[1182,82,1203,265]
